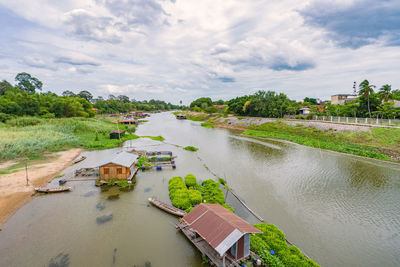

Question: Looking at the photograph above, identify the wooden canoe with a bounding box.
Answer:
[72,156,87,164]
[35,187,71,193]
[148,197,186,217]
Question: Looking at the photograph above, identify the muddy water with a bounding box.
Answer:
[1,112,399,267]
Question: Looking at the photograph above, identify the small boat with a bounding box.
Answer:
[148,197,186,217]
[73,156,86,164]
[35,187,71,193]
[58,179,67,185]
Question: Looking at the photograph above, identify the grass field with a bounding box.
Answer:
[243,122,400,162]
[0,117,159,160]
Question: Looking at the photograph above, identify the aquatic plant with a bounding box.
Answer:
[200,122,214,128]
[218,178,226,185]
[251,223,320,267]
[184,146,198,151]
[185,174,197,187]
[188,190,202,205]
[141,135,165,141]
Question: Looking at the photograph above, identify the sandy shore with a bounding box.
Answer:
[0,148,83,227]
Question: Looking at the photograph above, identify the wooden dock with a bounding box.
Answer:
[177,221,241,267]
[148,198,186,217]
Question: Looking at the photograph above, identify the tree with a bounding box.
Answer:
[62,90,76,97]
[77,90,93,102]
[190,97,212,109]
[378,84,392,102]
[0,80,13,95]
[304,97,318,105]
[359,80,376,118]
[15,72,42,93]
[117,95,130,103]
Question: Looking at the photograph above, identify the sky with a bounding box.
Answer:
[0,0,399,104]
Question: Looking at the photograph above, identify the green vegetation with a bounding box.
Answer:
[187,113,210,121]
[54,174,64,178]
[183,146,199,151]
[185,174,197,187]
[140,135,165,141]
[251,223,319,267]
[0,117,139,160]
[243,122,400,162]
[168,175,234,213]
[135,156,153,167]
[200,122,214,128]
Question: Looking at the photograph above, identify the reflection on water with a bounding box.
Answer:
[1,112,399,267]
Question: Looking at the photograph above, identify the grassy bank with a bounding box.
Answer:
[243,122,400,162]
[0,117,161,160]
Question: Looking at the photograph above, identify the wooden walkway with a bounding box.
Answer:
[177,221,241,267]
[148,198,186,217]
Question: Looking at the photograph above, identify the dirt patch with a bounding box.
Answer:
[0,148,83,227]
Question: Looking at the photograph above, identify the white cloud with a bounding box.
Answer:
[0,0,399,104]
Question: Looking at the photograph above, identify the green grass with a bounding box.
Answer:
[187,113,210,121]
[243,122,398,162]
[54,174,64,178]
[0,117,140,160]
[184,146,199,151]
[200,122,214,128]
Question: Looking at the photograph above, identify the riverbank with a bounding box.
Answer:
[0,148,82,227]
[182,112,400,162]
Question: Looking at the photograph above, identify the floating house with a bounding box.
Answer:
[98,152,139,180]
[119,119,139,125]
[109,130,125,139]
[176,114,187,119]
[181,203,262,261]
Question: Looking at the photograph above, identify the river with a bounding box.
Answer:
[0,112,399,267]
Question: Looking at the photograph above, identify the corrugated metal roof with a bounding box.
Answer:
[98,151,139,168]
[182,203,262,256]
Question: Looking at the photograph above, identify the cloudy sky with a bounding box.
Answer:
[0,0,399,104]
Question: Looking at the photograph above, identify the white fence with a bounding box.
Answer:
[312,115,400,127]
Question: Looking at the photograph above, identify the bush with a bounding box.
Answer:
[188,190,202,205]
[252,223,320,267]
[193,106,202,112]
[0,112,14,122]
[185,174,197,187]
[201,179,225,204]
[126,126,136,133]
[6,116,44,126]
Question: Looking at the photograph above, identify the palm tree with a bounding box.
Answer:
[378,84,392,102]
[359,80,376,118]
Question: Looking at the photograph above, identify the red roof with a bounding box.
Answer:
[182,203,262,256]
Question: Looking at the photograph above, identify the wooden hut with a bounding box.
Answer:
[109,130,125,139]
[98,152,139,180]
[182,203,262,261]
[176,114,187,119]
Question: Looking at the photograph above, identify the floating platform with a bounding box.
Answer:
[177,221,241,267]
[35,187,71,193]
[148,198,186,217]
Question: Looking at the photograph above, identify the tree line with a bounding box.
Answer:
[0,72,179,122]
[190,79,400,119]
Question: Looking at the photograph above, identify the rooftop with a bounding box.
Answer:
[98,151,139,168]
[182,203,262,256]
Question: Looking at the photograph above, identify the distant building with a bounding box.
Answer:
[299,107,310,115]
[331,94,357,105]
[119,119,138,125]
[98,152,139,180]
[182,203,262,261]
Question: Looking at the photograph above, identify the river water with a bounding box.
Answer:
[1,112,399,267]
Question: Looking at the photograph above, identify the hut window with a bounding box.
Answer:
[117,168,122,174]
[104,168,109,174]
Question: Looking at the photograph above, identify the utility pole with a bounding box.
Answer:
[25,160,29,186]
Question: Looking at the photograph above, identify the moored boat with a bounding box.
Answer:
[35,187,71,193]
[72,156,86,164]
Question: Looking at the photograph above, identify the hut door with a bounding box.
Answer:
[104,168,109,179]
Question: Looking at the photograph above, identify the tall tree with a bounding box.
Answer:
[359,80,375,118]
[15,72,43,93]
[378,84,392,102]
[62,90,76,97]
[77,90,93,102]
[0,80,13,95]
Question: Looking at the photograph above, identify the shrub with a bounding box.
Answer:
[200,122,214,128]
[188,190,202,205]
[185,174,197,187]
[201,179,225,204]
[171,189,191,210]
[126,126,136,133]
[0,112,14,122]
